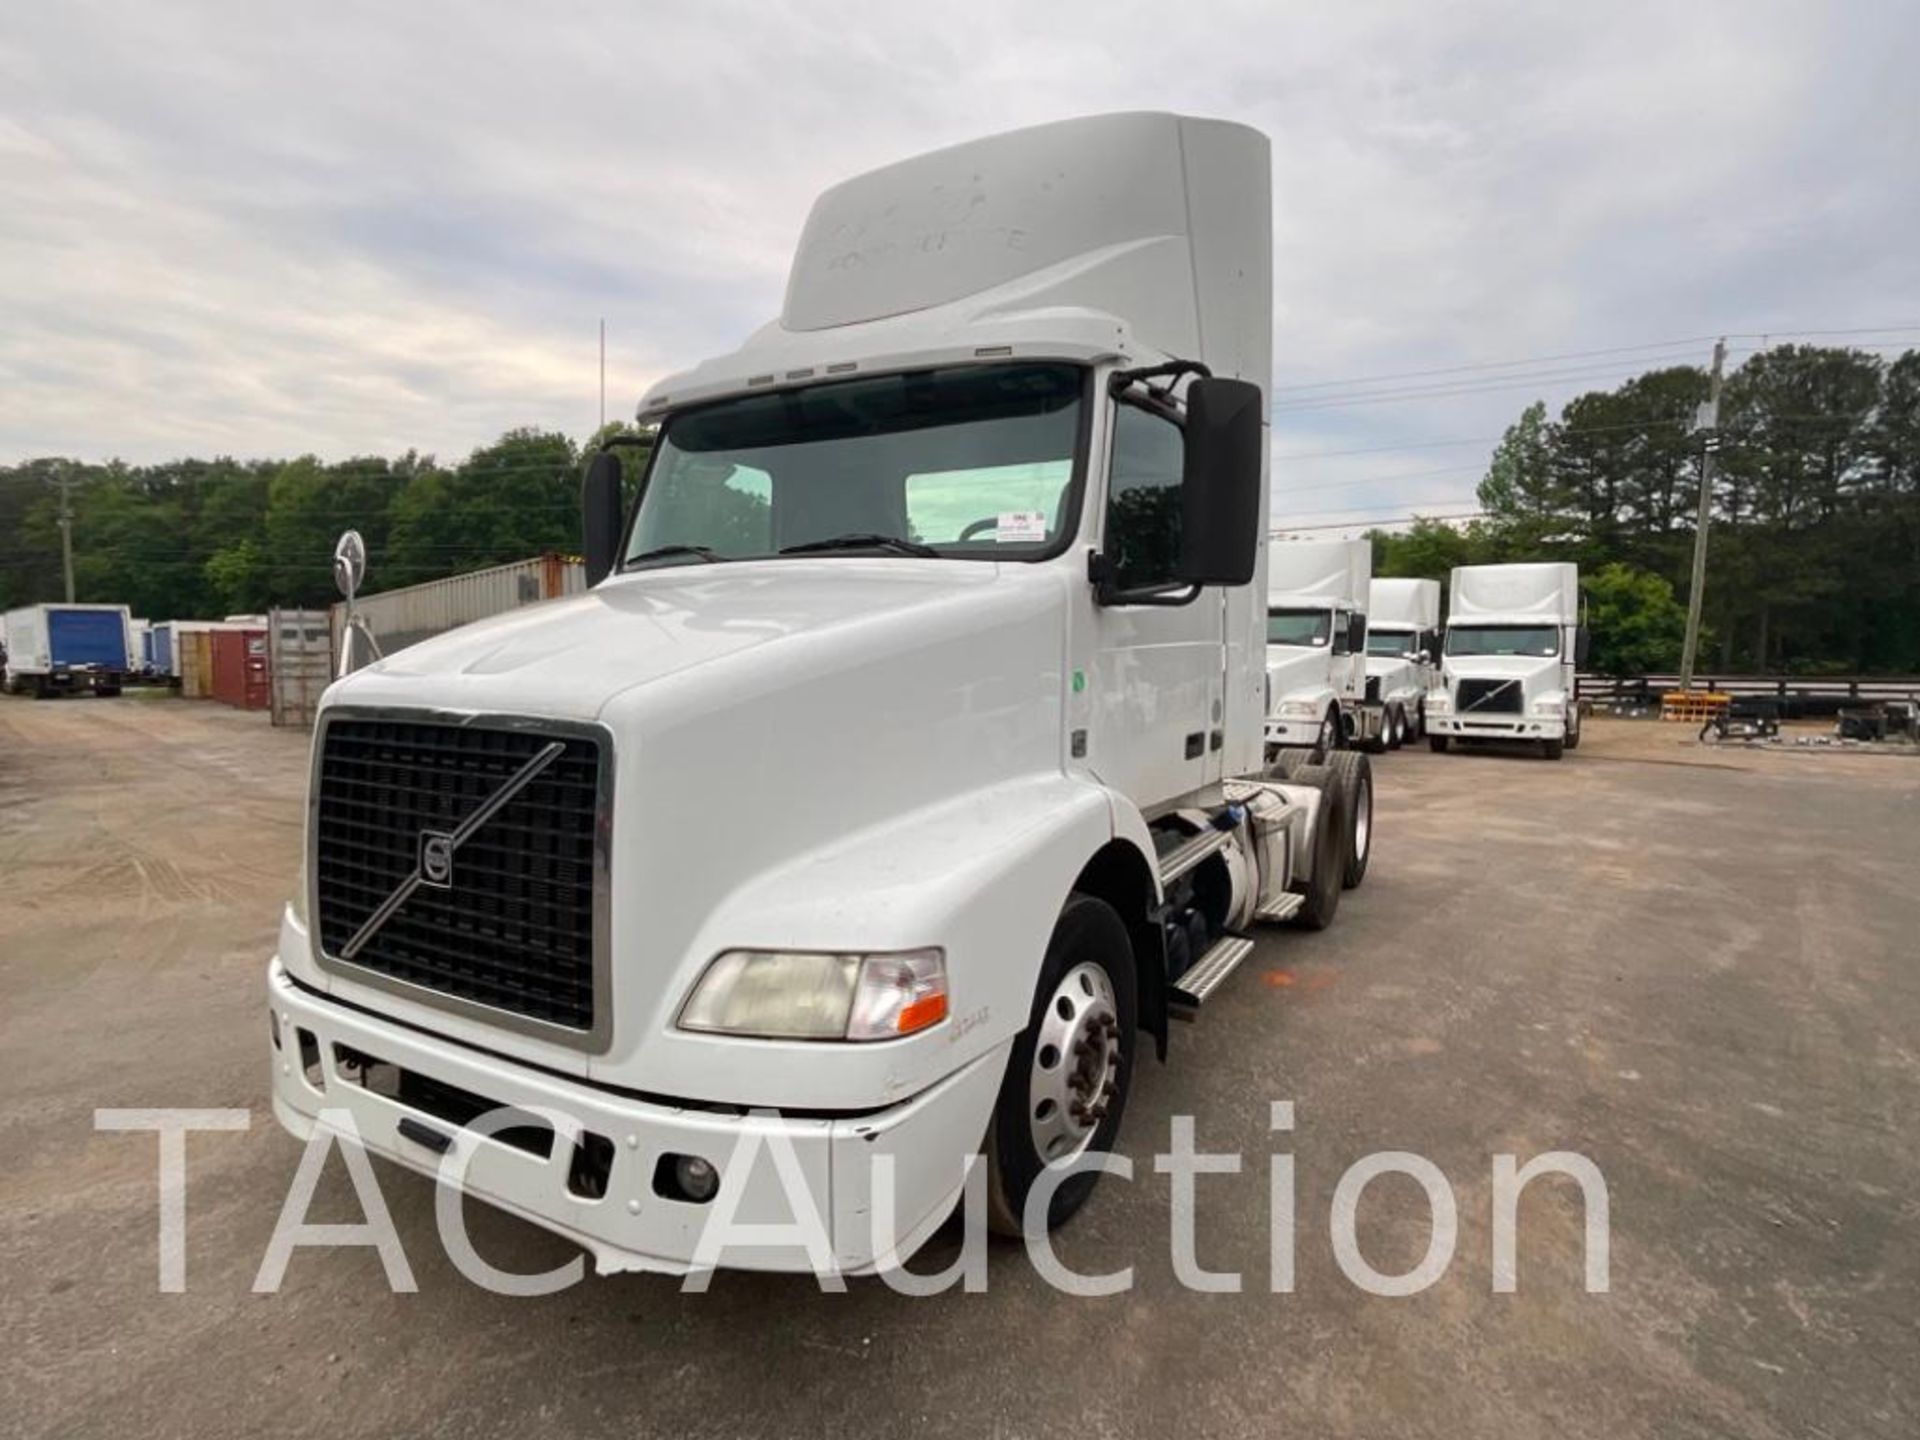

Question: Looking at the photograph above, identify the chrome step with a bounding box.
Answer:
[1169,935,1256,1008]
[1158,828,1229,886]
[1254,892,1304,924]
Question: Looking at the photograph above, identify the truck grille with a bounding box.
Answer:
[312,716,605,1036]
[1454,678,1524,715]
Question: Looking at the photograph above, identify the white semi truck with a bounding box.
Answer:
[1363,577,1442,748]
[1263,537,1383,753]
[1426,562,1586,759]
[267,112,1377,1277]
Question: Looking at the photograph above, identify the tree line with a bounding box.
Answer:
[1370,344,1920,675]
[4,343,1915,675]
[0,424,651,622]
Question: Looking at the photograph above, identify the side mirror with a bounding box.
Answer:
[1348,613,1368,654]
[332,530,367,601]
[582,452,625,586]
[1575,625,1592,666]
[1175,377,1263,587]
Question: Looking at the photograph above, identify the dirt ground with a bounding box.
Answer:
[2,695,1916,1440]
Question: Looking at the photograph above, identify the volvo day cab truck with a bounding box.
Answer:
[1426,562,1585,759]
[1263,537,1382,753]
[1363,577,1442,749]
[268,112,1377,1277]
[1,602,132,698]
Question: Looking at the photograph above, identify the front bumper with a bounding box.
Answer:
[1265,718,1322,744]
[1427,712,1565,740]
[266,960,1004,1276]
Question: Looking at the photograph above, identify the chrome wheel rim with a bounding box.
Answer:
[1353,778,1372,861]
[1028,961,1121,1166]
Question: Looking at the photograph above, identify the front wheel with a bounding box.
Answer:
[1386,705,1406,750]
[1429,734,1450,754]
[1542,738,1565,760]
[1564,710,1581,750]
[985,895,1138,1237]
[1316,709,1340,756]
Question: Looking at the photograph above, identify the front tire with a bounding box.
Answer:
[1429,734,1450,754]
[985,895,1138,1237]
[1542,738,1565,760]
[1316,709,1340,757]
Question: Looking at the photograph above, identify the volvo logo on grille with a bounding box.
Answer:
[420,830,455,888]
[339,739,568,961]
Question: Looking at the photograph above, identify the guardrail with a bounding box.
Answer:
[1579,673,1920,716]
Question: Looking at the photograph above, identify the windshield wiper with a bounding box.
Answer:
[628,544,724,566]
[778,533,940,558]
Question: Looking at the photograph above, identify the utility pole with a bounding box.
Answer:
[1677,337,1726,693]
[49,464,76,603]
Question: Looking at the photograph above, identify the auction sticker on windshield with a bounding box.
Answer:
[995,510,1047,542]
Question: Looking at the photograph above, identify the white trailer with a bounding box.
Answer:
[1363,577,1443,747]
[1263,537,1383,752]
[268,113,1377,1277]
[1427,562,1587,759]
[1,602,133,698]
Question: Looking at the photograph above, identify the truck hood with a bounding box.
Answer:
[1265,646,1333,706]
[333,560,1014,722]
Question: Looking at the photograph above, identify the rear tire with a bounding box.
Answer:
[1287,764,1350,931]
[1428,734,1450,754]
[1325,750,1374,888]
[1268,746,1317,781]
[985,895,1138,1238]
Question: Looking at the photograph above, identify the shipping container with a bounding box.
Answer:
[329,553,583,657]
[211,626,270,710]
[181,628,215,698]
[269,608,332,728]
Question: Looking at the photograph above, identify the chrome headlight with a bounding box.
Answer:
[1531,696,1566,716]
[678,948,949,1041]
[1276,700,1320,719]
[1427,693,1452,714]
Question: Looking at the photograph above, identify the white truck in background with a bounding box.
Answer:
[1426,562,1587,760]
[270,113,1379,1278]
[1,602,133,698]
[1363,577,1442,749]
[1263,537,1382,753]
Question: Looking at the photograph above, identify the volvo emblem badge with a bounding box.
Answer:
[419,831,456,888]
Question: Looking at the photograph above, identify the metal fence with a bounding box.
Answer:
[1580,672,1920,716]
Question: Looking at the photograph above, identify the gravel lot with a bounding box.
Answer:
[3,695,1915,1440]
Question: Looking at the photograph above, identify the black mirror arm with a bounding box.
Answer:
[1109,360,1213,427]
[1087,551,1202,608]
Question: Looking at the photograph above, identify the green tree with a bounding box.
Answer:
[1579,562,1690,676]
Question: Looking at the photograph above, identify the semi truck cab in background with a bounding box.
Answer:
[268,112,1377,1277]
[1427,562,1586,760]
[1363,577,1442,749]
[1263,537,1380,753]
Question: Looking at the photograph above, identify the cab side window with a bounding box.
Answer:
[1104,404,1184,590]
[1331,610,1353,656]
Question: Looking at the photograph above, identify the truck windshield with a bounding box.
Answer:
[1365,628,1415,658]
[1445,625,1559,658]
[624,363,1084,566]
[1267,608,1331,647]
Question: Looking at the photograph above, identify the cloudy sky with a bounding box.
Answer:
[3,1,1917,526]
